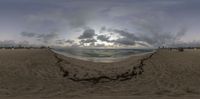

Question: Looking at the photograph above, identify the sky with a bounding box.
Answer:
[0,0,200,48]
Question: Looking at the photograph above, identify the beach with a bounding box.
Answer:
[0,49,200,99]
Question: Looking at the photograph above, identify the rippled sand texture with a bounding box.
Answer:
[0,49,200,99]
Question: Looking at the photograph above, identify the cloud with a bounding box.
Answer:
[78,28,96,39]
[0,40,30,47]
[79,38,97,47]
[97,35,111,42]
[77,28,149,47]
[99,26,187,47]
[169,40,200,48]
[23,3,101,34]
[95,43,106,47]
[135,41,151,47]
[106,29,139,46]
[176,27,187,39]
[65,40,75,44]
[21,32,37,37]
[37,32,58,41]
[55,39,65,45]
[114,38,135,45]
[137,26,187,47]
[128,10,188,47]
[110,29,139,40]
[0,40,16,47]
[99,26,106,33]
[55,39,75,45]
[18,40,30,46]
[0,0,200,48]
[80,39,97,44]
[21,32,58,43]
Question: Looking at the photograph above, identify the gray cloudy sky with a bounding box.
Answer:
[0,0,200,48]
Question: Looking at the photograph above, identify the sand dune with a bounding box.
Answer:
[0,49,200,99]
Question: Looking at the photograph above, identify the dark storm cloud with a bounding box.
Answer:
[78,29,96,39]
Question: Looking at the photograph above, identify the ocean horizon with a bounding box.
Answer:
[53,48,154,62]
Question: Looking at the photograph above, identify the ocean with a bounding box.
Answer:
[52,48,154,62]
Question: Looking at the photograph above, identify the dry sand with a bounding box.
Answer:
[0,49,200,99]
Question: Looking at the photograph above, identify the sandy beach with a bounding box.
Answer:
[0,49,200,99]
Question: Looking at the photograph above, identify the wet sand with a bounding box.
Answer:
[0,49,200,99]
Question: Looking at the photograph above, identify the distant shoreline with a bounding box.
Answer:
[51,49,155,63]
